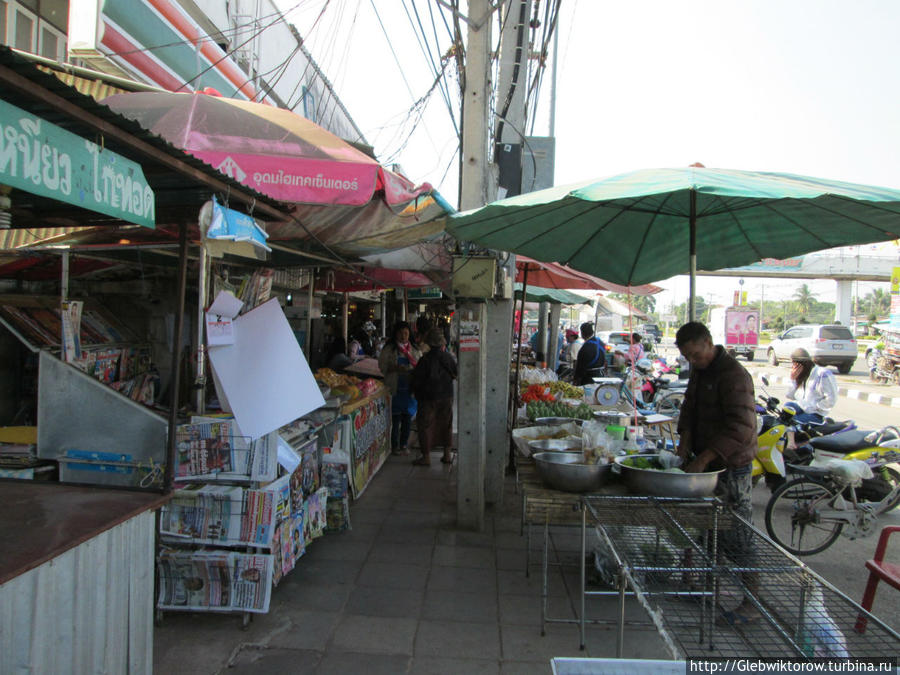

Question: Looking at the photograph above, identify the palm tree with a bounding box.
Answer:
[793,284,814,318]
[865,288,890,317]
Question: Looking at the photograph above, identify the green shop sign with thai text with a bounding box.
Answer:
[0,99,155,228]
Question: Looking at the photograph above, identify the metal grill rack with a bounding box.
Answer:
[580,495,900,659]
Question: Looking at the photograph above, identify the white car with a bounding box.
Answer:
[766,324,857,374]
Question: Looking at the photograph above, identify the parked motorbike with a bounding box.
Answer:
[751,378,855,492]
[624,358,687,405]
[752,390,790,490]
[795,426,900,509]
[869,351,900,385]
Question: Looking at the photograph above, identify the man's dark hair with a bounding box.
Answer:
[580,322,594,339]
[675,321,712,348]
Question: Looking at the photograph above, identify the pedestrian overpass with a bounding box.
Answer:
[699,251,898,326]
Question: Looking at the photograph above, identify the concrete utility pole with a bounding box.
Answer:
[456,0,493,530]
[483,0,531,506]
[456,0,533,526]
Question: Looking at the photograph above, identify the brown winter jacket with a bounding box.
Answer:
[676,345,757,469]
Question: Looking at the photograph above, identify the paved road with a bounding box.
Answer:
[654,339,900,633]
[657,339,900,405]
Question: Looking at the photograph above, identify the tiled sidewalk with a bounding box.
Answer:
[153,454,669,674]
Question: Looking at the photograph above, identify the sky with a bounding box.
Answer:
[282,0,900,308]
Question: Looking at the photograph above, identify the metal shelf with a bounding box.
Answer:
[579,495,900,659]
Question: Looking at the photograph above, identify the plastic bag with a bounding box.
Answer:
[825,459,874,487]
[799,585,849,658]
[520,366,558,385]
[657,450,683,470]
[581,420,612,464]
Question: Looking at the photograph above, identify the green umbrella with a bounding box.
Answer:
[446,167,900,318]
[514,283,593,306]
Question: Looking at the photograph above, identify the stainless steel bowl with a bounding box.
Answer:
[533,451,611,492]
[592,410,631,423]
[534,416,585,427]
[527,438,583,455]
[613,454,723,498]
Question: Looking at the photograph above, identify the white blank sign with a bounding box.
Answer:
[208,298,324,440]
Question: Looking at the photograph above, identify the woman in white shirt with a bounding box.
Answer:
[785,348,838,423]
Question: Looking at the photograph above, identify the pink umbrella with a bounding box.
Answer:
[102,91,432,207]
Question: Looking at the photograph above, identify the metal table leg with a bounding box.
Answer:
[541,519,549,636]
[580,503,587,650]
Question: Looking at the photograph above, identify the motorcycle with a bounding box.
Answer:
[752,390,790,490]
[869,350,900,385]
[751,378,855,491]
[794,425,900,509]
[624,358,687,405]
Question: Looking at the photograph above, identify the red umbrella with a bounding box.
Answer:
[315,267,434,293]
[516,256,662,294]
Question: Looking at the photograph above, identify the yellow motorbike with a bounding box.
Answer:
[751,391,790,491]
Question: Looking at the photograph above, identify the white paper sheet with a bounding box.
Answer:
[205,312,234,346]
[208,290,244,319]
[207,299,325,440]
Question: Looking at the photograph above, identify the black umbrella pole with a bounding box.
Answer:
[165,223,189,492]
[511,266,528,430]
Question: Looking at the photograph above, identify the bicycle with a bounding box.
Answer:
[764,450,900,556]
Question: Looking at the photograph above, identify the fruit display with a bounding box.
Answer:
[546,381,584,399]
[526,400,593,421]
[315,368,360,389]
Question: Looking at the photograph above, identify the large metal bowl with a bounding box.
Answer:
[535,416,585,427]
[613,454,723,498]
[533,451,611,493]
[527,438,583,455]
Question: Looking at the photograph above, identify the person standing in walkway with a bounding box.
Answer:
[410,327,457,466]
[379,321,421,455]
[675,321,760,626]
[573,322,606,385]
[627,332,645,366]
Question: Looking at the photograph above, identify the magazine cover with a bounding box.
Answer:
[270,474,292,523]
[280,518,296,577]
[306,487,328,541]
[175,421,243,480]
[289,510,306,562]
[271,524,284,587]
[238,487,275,547]
[298,443,320,498]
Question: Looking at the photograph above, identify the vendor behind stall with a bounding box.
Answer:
[325,337,353,371]
[675,321,759,627]
[573,322,606,385]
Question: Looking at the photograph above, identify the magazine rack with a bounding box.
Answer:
[156,414,337,627]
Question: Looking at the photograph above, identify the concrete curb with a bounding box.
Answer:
[759,371,900,409]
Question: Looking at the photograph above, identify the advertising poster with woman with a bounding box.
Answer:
[725,309,759,346]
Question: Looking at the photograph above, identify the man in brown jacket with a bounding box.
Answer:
[675,321,759,626]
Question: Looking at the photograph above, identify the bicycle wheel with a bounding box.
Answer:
[655,392,684,418]
[764,477,844,556]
